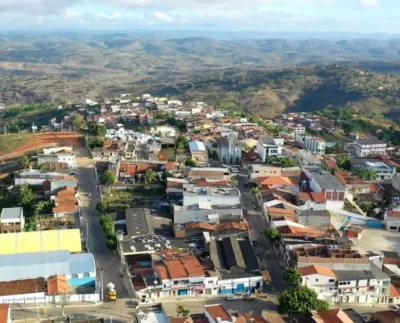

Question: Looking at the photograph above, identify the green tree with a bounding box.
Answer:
[177,305,190,317]
[19,184,34,206]
[71,114,85,130]
[145,169,157,184]
[87,120,98,133]
[231,179,239,187]
[265,228,281,242]
[176,136,189,149]
[185,158,196,167]
[283,268,302,286]
[351,168,377,180]
[102,170,116,185]
[33,200,51,217]
[277,285,329,315]
[336,155,350,170]
[106,238,117,250]
[96,125,107,137]
[20,155,31,169]
[96,202,108,214]
[251,187,259,194]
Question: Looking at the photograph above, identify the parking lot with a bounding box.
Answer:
[353,227,400,255]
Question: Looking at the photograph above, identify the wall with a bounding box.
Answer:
[68,277,96,287]
[183,194,240,208]
[302,274,336,301]
[174,207,242,224]
[217,276,263,294]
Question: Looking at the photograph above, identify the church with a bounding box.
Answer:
[216,133,242,165]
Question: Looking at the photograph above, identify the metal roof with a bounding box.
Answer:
[69,253,96,274]
[189,140,206,152]
[0,207,23,221]
[306,169,345,191]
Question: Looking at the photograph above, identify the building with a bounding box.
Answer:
[0,229,82,254]
[188,167,230,181]
[189,141,208,165]
[296,134,326,154]
[256,176,299,193]
[296,192,327,210]
[210,236,263,294]
[350,159,396,181]
[0,304,11,323]
[303,167,346,209]
[256,135,281,162]
[0,207,24,233]
[0,250,96,287]
[249,164,301,182]
[346,139,387,157]
[38,152,76,168]
[182,186,240,207]
[384,210,400,232]
[204,304,233,323]
[174,221,248,238]
[298,265,337,302]
[216,135,242,165]
[295,150,322,167]
[173,204,242,225]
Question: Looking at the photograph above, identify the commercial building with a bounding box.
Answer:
[249,164,301,182]
[295,134,326,154]
[303,167,346,209]
[0,229,82,254]
[173,204,242,225]
[295,150,322,167]
[0,207,24,233]
[346,139,387,157]
[182,186,240,207]
[350,159,397,181]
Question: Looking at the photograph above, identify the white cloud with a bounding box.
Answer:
[359,0,379,7]
[153,12,173,22]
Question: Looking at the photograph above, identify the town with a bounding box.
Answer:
[1,92,400,323]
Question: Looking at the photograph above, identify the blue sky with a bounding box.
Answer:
[0,0,399,32]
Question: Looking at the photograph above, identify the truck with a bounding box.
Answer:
[107,282,117,302]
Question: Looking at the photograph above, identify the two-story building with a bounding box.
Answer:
[295,134,326,154]
[189,141,208,166]
[0,207,24,234]
[256,136,281,162]
[350,159,397,181]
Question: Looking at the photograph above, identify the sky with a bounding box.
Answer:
[0,0,399,33]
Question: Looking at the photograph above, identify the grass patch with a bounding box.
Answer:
[0,133,29,155]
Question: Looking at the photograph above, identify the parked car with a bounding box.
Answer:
[231,168,240,173]
[225,295,238,301]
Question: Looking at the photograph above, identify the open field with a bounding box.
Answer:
[0,132,83,160]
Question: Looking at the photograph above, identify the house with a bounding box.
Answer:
[52,186,77,217]
[0,304,11,323]
[189,141,208,165]
[384,210,400,232]
[182,186,240,207]
[296,192,327,210]
[0,207,24,233]
[346,139,387,157]
[173,204,242,225]
[298,265,337,302]
[216,135,242,165]
[295,134,326,154]
[292,309,354,323]
[38,152,76,168]
[188,167,230,181]
[335,170,370,201]
[256,135,281,161]
[350,159,396,181]
[295,150,322,167]
[249,164,301,182]
[256,176,299,194]
[204,304,233,323]
[303,167,346,209]
[155,126,176,137]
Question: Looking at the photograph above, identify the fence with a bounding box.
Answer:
[0,293,100,304]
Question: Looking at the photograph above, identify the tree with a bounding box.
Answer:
[177,305,190,317]
[96,202,108,214]
[102,170,116,185]
[87,120,98,133]
[176,136,189,149]
[265,228,281,242]
[251,187,259,194]
[185,158,196,167]
[283,268,302,286]
[231,179,239,187]
[20,155,31,169]
[96,125,107,137]
[351,168,377,180]
[336,155,350,170]
[71,114,85,130]
[277,285,329,315]
[19,184,34,206]
[145,169,157,184]
[33,200,51,217]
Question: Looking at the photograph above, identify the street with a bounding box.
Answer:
[236,172,288,293]
[75,148,133,300]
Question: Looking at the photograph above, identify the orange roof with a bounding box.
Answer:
[182,256,204,277]
[47,275,69,295]
[155,263,170,280]
[297,192,326,203]
[192,179,228,187]
[317,309,353,323]
[52,198,76,213]
[283,226,322,235]
[204,304,231,321]
[165,161,175,171]
[257,176,296,186]
[216,222,249,231]
[262,311,284,323]
[387,210,400,217]
[390,284,400,298]
[267,207,295,215]
[370,184,379,193]
[262,270,272,282]
[185,222,215,231]
[0,304,10,323]
[165,259,188,279]
[298,265,336,278]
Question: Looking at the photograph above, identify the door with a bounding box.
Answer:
[236,284,245,293]
[178,289,188,296]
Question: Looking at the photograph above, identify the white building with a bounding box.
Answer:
[183,187,240,207]
[38,152,76,168]
[298,265,337,302]
[384,210,400,232]
[216,134,242,165]
[256,135,281,162]
[346,139,387,157]
[295,133,326,154]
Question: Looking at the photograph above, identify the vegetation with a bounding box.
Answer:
[144,169,157,184]
[277,285,329,315]
[283,268,302,286]
[265,156,296,167]
[88,137,104,150]
[20,155,31,169]
[265,228,281,242]
[176,136,189,149]
[102,170,116,185]
[177,305,190,318]
[99,215,117,250]
[336,155,350,170]
[185,158,196,167]
[0,134,29,156]
[87,121,107,137]
[71,114,85,130]
[18,184,34,207]
[351,168,377,180]
[251,187,259,194]
[359,203,381,218]
[231,179,239,187]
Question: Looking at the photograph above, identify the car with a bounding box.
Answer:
[252,240,258,247]
[390,304,400,311]
[231,168,240,173]
[222,164,229,168]
[225,295,238,301]
[233,165,241,169]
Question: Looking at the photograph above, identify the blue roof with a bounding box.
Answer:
[189,140,206,152]
[69,253,96,274]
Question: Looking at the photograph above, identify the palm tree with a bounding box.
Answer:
[145,169,157,184]
[20,155,30,169]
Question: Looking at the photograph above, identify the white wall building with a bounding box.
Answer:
[256,135,281,162]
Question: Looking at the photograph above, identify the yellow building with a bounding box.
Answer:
[0,229,82,254]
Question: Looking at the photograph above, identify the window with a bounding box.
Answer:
[315,279,319,282]
[329,279,335,283]
[207,280,214,284]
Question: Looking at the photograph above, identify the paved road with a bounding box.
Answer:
[75,148,133,300]
[236,172,287,293]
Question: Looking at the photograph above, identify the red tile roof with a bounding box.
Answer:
[390,284,400,298]
[297,192,326,203]
[298,265,336,278]
[165,259,188,279]
[387,210,400,217]
[182,255,204,277]
[204,304,231,321]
